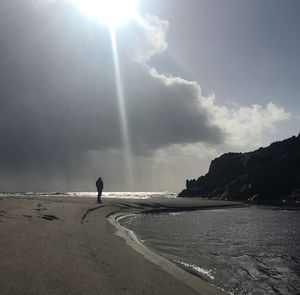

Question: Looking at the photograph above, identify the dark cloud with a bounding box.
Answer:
[0,0,223,177]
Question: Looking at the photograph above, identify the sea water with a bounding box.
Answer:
[0,191,177,199]
[120,206,300,295]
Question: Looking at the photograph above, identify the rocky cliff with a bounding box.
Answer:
[178,134,300,205]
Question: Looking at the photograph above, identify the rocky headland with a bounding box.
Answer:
[178,133,300,205]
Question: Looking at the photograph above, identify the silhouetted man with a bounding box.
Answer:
[96,177,104,203]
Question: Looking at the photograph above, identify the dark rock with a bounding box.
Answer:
[178,134,300,205]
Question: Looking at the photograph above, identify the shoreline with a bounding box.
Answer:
[108,211,228,295]
[104,198,245,295]
[0,196,243,294]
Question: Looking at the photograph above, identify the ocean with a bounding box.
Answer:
[120,205,300,295]
[0,191,177,199]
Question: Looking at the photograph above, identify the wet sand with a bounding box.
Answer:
[0,196,242,294]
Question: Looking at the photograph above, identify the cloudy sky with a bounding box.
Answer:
[0,0,299,192]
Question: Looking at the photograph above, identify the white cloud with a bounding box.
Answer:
[131,13,291,150]
[200,95,290,148]
[133,14,169,62]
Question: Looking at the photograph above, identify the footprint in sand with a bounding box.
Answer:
[23,215,32,219]
[35,208,47,212]
[41,214,59,221]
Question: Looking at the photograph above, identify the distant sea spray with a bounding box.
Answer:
[0,192,177,199]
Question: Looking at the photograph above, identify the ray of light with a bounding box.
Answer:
[109,29,134,189]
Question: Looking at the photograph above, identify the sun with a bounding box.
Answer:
[71,0,139,30]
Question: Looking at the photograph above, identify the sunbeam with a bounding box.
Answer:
[109,29,134,189]
[69,0,138,188]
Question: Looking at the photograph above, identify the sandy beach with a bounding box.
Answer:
[0,196,242,295]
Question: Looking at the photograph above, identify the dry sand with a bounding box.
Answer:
[0,196,242,294]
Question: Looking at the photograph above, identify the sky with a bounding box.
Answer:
[0,0,299,192]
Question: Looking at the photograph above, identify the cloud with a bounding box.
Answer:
[0,2,223,167]
[124,14,169,63]
[122,13,291,151]
[0,1,292,190]
[200,96,290,148]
